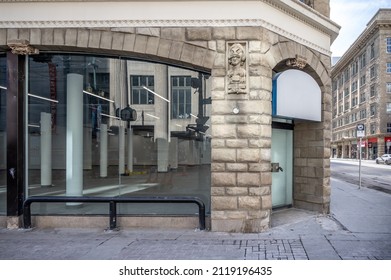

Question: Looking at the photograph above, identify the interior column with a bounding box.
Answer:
[40,112,52,187]
[66,74,83,202]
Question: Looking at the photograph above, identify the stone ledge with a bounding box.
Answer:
[1,215,210,230]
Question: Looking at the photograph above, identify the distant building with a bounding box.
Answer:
[331,9,391,160]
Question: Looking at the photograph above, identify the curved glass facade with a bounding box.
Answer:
[0,55,5,215]
[22,53,211,216]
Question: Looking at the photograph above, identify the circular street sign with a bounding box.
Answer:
[357,124,364,131]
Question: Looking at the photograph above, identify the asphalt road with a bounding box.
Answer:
[331,158,391,194]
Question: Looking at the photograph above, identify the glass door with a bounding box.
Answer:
[271,127,293,208]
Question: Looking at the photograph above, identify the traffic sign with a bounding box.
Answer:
[356,123,365,189]
[357,123,365,138]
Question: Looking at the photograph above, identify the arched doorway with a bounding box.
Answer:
[271,68,322,209]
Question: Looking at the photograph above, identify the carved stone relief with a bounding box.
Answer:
[7,39,39,55]
[286,55,307,69]
[227,42,247,95]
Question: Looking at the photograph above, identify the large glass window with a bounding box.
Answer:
[332,79,337,92]
[370,104,377,117]
[344,101,350,111]
[359,74,366,87]
[370,42,375,59]
[352,96,358,107]
[343,68,349,82]
[0,55,6,215]
[387,103,391,114]
[351,81,358,93]
[360,91,366,103]
[360,109,366,119]
[131,75,154,104]
[171,76,192,119]
[25,54,211,217]
[359,52,366,69]
[370,84,377,97]
[387,63,391,74]
[370,65,377,79]
[387,38,391,53]
[351,60,358,77]
[370,123,376,134]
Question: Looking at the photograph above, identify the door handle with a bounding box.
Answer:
[271,163,283,172]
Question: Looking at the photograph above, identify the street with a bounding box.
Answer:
[331,158,391,194]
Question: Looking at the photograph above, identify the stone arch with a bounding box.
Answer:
[266,40,332,122]
[265,40,332,214]
[1,28,216,72]
[266,40,330,87]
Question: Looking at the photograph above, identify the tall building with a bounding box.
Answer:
[331,9,391,160]
[0,0,339,232]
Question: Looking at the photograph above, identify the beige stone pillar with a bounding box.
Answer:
[211,33,272,233]
[293,80,331,214]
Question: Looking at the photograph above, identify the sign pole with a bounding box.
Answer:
[359,137,362,189]
[356,123,365,190]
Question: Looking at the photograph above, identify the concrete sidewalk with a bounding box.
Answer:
[0,178,390,260]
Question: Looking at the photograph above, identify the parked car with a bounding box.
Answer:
[375,154,391,165]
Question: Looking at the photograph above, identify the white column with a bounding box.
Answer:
[83,127,92,169]
[127,126,133,173]
[169,137,178,169]
[157,138,169,172]
[118,126,125,174]
[40,112,52,187]
[188,140,198,165]
[100,123,108,177]
[66,74,83,200]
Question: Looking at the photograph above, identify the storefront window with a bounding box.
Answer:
[0,55,6,215]
[27,54,211,216]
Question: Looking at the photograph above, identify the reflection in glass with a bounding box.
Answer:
[172,76,192,119]
[0,55,6,215]
[24,54,211,217]
[131,75,154,104]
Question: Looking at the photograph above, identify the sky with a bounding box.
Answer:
[329,0,391,57]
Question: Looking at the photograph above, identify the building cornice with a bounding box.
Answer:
[332,9,391,75]
[0,0,339,56]
[266,0,339,43]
